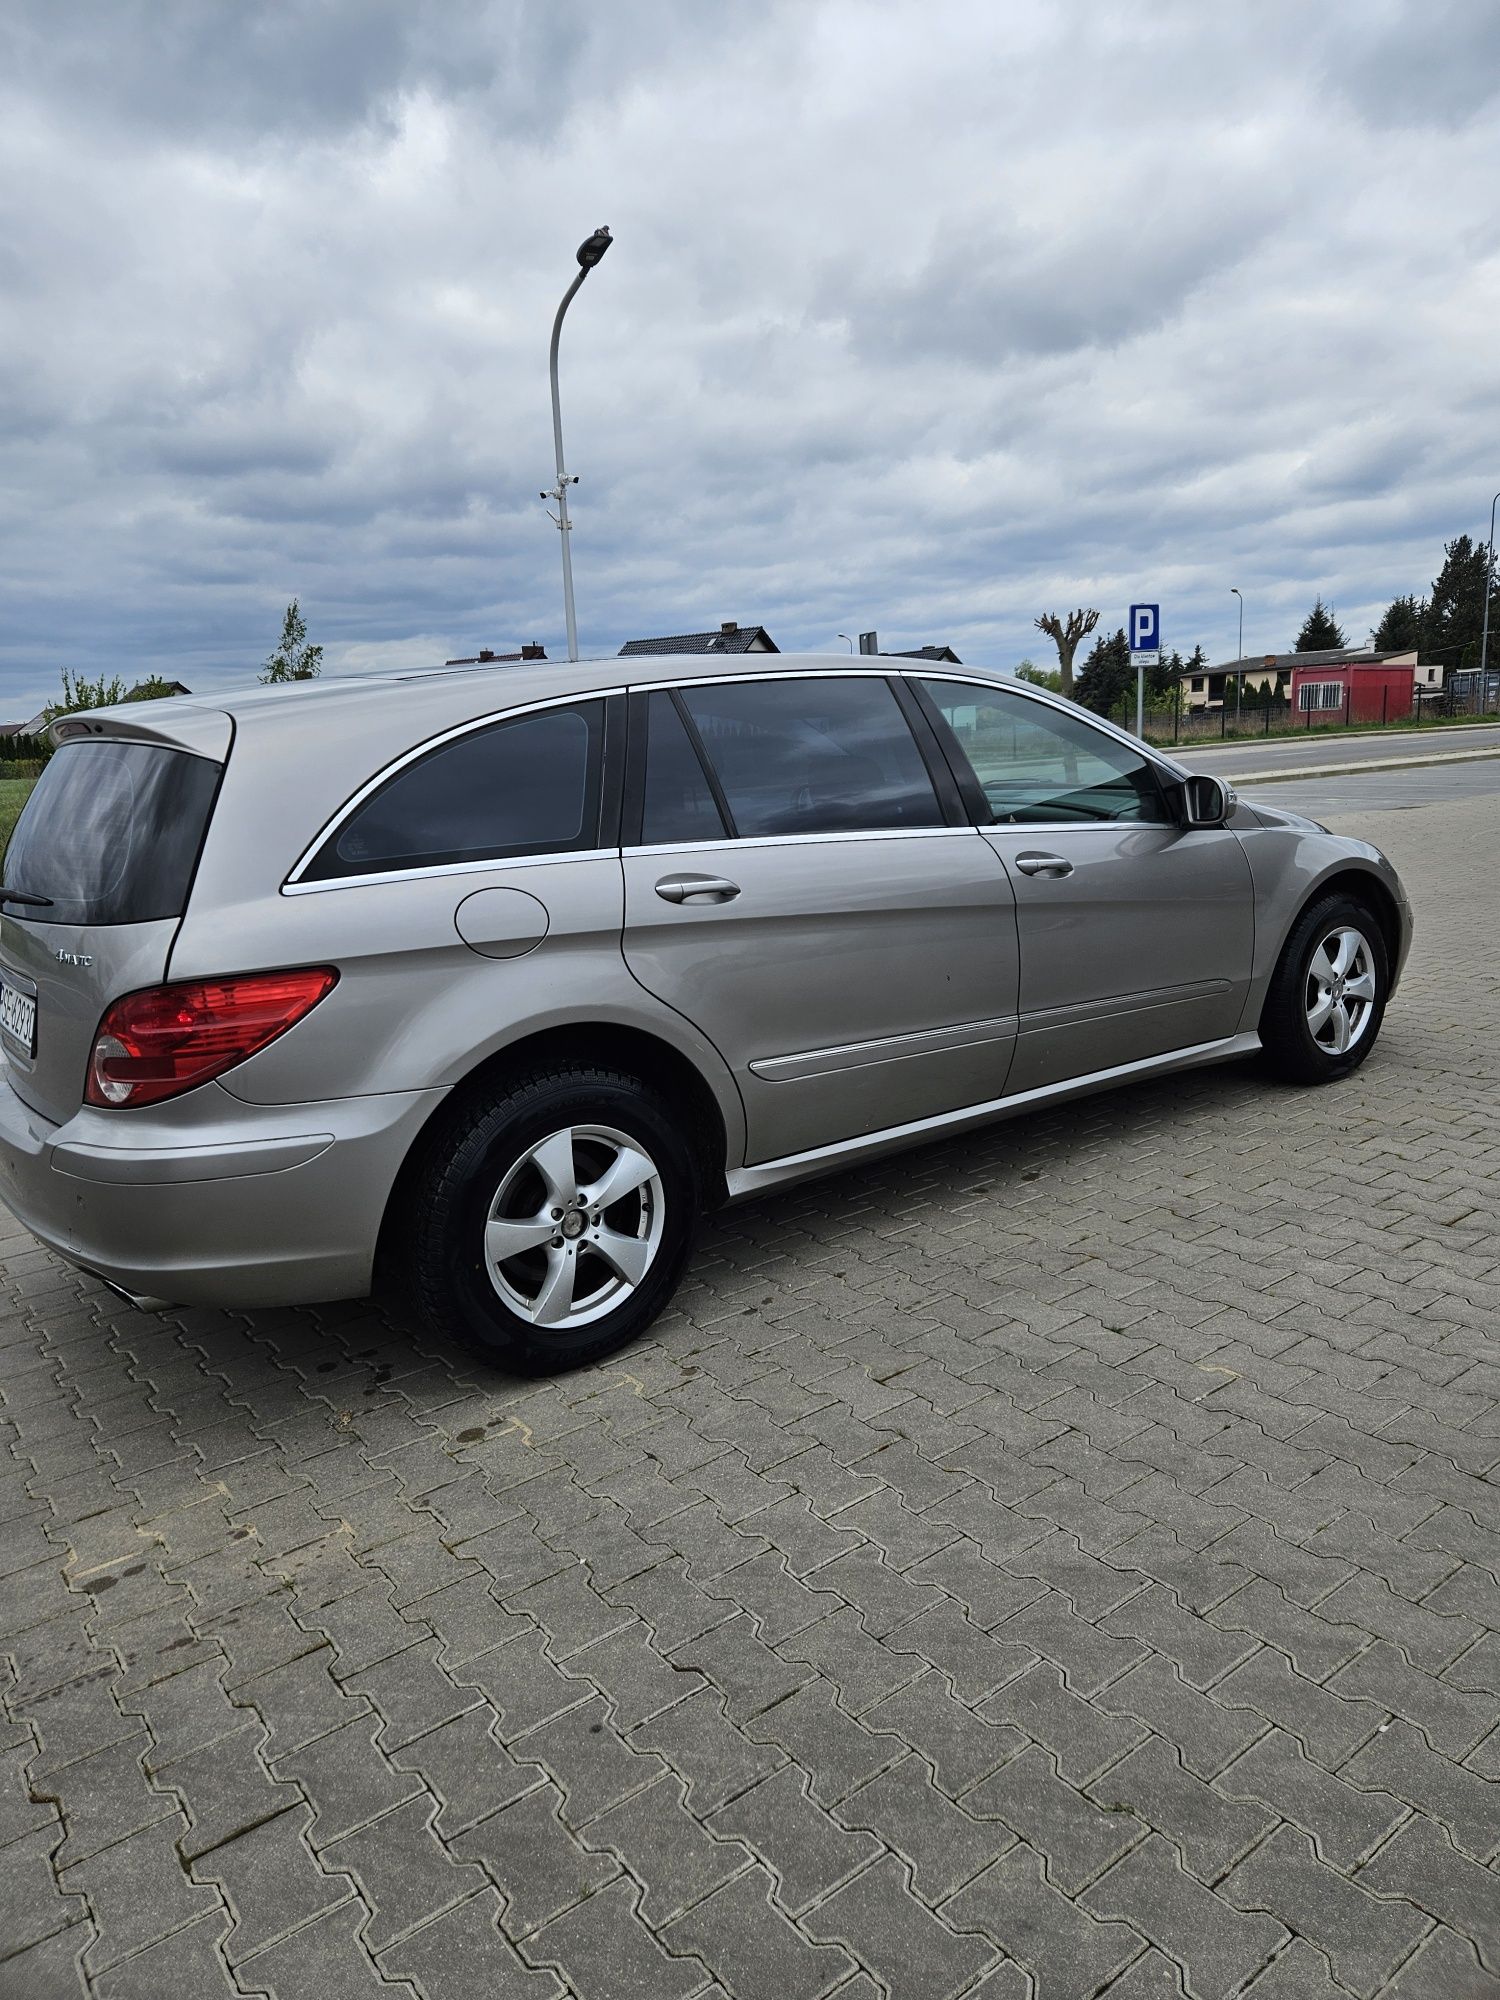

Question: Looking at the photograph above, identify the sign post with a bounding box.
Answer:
[1129,602,1160,739]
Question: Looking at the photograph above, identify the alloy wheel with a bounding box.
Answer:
[1305,926,1377,1056]
[482,1124,666,1330]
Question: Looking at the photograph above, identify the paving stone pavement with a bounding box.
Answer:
[2,791,1498,2000]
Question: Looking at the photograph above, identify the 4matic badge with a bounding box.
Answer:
[55,949,93,967]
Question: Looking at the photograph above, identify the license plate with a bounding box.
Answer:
[0,979,36,1057]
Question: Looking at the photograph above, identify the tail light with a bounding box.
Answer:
[86,968,338,1109]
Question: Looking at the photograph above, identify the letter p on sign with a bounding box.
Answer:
[1129,604,1160,653]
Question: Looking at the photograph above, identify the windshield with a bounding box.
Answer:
[2,738,222,926]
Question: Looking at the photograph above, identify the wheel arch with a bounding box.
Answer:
[1291,866,1404,982]
[1256,863,1405,1041]
[374,1021,733,1286]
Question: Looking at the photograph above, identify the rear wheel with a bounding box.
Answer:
[406,1064,700,1371]
[1259,892,1389,1085]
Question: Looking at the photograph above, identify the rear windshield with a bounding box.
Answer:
[2,739,221,926]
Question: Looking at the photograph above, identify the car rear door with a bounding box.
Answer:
[913,677,1255,1094]
[619,673,1020,1165]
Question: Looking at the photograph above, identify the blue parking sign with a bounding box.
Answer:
[1129,603,1160,655]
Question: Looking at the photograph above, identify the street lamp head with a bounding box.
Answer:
[576,227,613,270]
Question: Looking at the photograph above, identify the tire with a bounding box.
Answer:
[405,1063,701,1372]
[1259,892,1389,1085]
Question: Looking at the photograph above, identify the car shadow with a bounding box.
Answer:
[46,1041,1366,1411]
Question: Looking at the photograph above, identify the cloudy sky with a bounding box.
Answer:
[3,0,1498,716]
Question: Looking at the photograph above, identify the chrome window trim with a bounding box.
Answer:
[282,686,625,892]
[979,821,1182,834]
[630,667,896,693]
[624,824,1176,856]
[283,847,618,896]
[624,825,975,860]
[282,665,1189,891]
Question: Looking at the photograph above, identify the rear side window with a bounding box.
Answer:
[2,739,221,926]
[922,680,1171,825]
[303,700,604,882]
[675,677,943,837]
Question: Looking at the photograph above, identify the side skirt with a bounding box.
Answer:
[724,1032,1263,1201]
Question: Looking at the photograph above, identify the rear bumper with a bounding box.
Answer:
[0,1074,446,1308]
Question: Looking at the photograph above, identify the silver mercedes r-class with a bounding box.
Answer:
[0,655,1410,1370]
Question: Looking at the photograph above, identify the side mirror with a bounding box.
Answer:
[1171,774,1234,828]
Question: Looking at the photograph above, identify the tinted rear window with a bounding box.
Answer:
[676,677,943,837]
[2,739,221,926]
[302,700,604,882]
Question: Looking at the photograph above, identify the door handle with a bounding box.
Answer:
[654,875,741,904]
[1013,852,1074,878]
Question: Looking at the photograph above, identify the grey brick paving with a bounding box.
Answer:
[3,794,1500,1997]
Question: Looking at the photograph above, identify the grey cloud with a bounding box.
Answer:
[0,0,1496,716]
[1,0,766,144]
[6,1,560,142]
[835,189,1279,367]
[1330,0,1500,127]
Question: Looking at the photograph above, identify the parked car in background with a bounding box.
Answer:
[0,655,1411,1371]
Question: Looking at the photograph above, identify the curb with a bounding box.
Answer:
[1207,747,1500,786]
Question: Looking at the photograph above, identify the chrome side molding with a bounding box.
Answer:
[726,1032,1263,1199]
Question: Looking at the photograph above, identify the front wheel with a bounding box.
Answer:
[406,1064,701,1372]
[1259,893,1389,1085]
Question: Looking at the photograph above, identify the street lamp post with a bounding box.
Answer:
[545,227,613,663]
[836,634,855,653]
[1479,490,1500,712]
[1231,587,1244,726]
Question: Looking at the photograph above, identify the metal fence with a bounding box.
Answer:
[1116,681,1500,749]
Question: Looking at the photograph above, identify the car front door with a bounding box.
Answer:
[620,674,1021,1165]
[915,678,1255,1095]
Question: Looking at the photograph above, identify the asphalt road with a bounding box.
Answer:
[1240,755,1500,816]
[1173,721,1500,776]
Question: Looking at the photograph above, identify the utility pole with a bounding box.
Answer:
[1231,587,1244,726]
[544,228,613,662]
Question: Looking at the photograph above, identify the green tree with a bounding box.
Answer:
[1074,627,1132,717]
[1372,593,1425,653]
[1013,657,1061,692]
[260,599,323,683]
[42,669,128,723]
[1149,648,1183,703]
[1034,608,1100,697]
[1422,535,1492,671]
[1294,597,1346,651]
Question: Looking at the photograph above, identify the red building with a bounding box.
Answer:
[1290,658,1416,724]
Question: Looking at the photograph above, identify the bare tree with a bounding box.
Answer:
[1034,608,1100,697]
